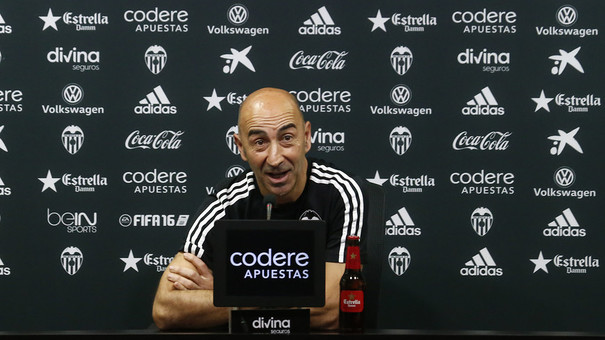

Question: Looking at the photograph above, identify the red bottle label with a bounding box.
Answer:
[345,246,361,270]
[340,290,364,313]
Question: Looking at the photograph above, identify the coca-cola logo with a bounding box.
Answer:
[125,130,184,150]
[289,50,348,70]
[452,131,511,151]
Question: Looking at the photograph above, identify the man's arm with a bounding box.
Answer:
[154,252,346,331]
[309,262,345,330]
[152,252,229,330]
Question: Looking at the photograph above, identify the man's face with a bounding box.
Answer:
[235,90,311,204]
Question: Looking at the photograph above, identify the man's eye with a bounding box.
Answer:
[254,139,265,146]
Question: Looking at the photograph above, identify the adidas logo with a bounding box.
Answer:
[460,247,503,276]
[384,207,421,236]
[0,257,9,275]
[0,175,9,196]
[462,86,505,116]
[299,6,341,35]
[134,86,177,115]
[0,13,12,34]
[543,208,586,237]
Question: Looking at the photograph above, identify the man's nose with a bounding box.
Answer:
[266,142,284,167]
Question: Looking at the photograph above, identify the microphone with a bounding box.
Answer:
[263,194,276,220]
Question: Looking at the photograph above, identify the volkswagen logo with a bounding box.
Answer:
[554,166,575,188]
[390,84,412,106]
[227,4,248,25]
[556,5,577,27]
[62,83,84,105]
[225,165,245,178]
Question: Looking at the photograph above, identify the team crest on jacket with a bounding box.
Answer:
[62,125,84,154]
[300,209,321,220]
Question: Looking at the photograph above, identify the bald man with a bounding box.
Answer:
[152,88,368,331]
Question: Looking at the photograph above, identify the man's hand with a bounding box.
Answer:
[153,252,229,330]
[166,252,214,290]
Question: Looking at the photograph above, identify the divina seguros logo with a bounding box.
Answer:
[47,47,100,72]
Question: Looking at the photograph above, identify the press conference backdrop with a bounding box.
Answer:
[0,0,603,333]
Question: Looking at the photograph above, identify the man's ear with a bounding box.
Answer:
[233,133,248,162]
[304,121,312,153]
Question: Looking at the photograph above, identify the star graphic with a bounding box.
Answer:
[531,90,554,112]
[350,253,357,260]
[38,170,60,192]
[368,10,389,32]
[204,89,226,111]
[121,250,142,272]
[39,8,61,31]
[366,170,388,186]
[530,251,552,273]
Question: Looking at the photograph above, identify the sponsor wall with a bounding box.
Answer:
[0,0,604,333]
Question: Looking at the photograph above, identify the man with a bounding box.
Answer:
[152,87,367,330]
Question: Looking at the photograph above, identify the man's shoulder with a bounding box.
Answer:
[309,158,363,181]
[213,168,255,194]
[308,158,367,192]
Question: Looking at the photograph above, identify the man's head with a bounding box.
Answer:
[234,87,311,205]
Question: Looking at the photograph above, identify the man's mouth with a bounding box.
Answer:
[266,170,289,183]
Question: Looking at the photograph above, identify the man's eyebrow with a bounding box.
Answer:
[247,123,297,137]
[247,129,266,137]
[278,123,297,133]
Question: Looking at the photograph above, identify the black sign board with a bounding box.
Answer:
[213,220,326,307]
